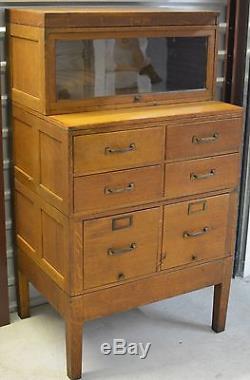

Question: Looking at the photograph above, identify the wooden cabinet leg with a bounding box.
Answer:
[212,258,233,333]
[17,270,30,319]
[66,320,83,380]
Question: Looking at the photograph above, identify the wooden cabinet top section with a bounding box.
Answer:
[48,101,243,131]
[8,7,219,115]
[8,7,218,28]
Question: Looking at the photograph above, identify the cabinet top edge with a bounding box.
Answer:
[7,8,219,28]
[45,101,243,130]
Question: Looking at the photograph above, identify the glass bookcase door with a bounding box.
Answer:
[55,36,208,101]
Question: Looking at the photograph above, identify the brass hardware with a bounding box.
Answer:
[134,94,141,102]
[112,215,133,231]
[183,226,209,239]
[104,182,135,195]
[190,169,216,181]
[105,143,136,155]
[117,272,126,281]
[107,242,137,256]
[192,132,219,144]
[188,200,207,215]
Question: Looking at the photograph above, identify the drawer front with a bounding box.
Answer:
[165,153,240,199]
[74,166,163,213]
[162,194,230,270]
[74,127,164,175]
[166,118,242,161]
[84,207,161,289]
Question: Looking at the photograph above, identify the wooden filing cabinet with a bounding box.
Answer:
[8,7,244,380]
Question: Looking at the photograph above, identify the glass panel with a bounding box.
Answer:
[56,37,208,101]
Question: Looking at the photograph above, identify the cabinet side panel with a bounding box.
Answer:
[9,24,44,112]
[15,181,69,291]
[41,210,66,276]
[12,106,70,214]
[15,189,39,258]
[39,132,64,199]
[13,116,36,191]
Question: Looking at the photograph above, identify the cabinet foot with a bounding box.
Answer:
[17,270,30,319]
[66,319,83,380]
[212,259,233,333]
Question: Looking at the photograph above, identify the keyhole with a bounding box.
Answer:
[118,272,125,281]
[134,95,141,102]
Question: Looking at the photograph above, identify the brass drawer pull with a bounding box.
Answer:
[190,169,216,181]
[192,132,219,145]
[104,182,135,195]
[183,226,209,239]
[107,242,137,256]
[105,143,136,155]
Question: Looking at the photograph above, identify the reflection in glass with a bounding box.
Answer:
[56,37,208,100]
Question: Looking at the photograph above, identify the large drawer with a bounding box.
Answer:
[166,118,242,161]
[83,207,161,289]
[74,165,163,213]
[165,153,240,199]
[162,194,230,270]
[74,127,164,175]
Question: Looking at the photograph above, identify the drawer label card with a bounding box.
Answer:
[112,215,133,230]
[188,200,208,214]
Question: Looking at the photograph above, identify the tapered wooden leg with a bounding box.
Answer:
[66,319,83,380]
[212,258,233,333]
[17,270,30,319]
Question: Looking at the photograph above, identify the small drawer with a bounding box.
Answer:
[165,153,240,199]
[83,207,161,289]
[74,166,163,213]
[162,194,230,269]
[166,119,242,161]
[74,127,164,175]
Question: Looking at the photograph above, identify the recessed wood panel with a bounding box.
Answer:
[15,190,38,256]
[11,36,40,98]
[41,210,65,277]
[13,117,35,187]
[39,131,64,201]
[15,181,69,291]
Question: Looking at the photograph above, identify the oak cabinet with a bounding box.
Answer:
[9,7,244,380]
